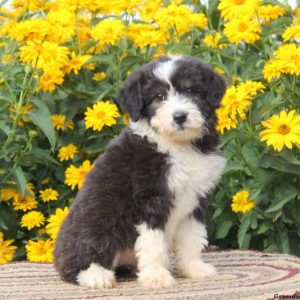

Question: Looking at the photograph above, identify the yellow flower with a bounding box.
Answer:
[0,232,17,264]
[221,86,251,117]
[274,43,300,76]
[46,9,76,43]
[258,5,284,24]
[12,0,45,12]
[20,40,69,71]
[237,80,265,96]
[39,188,59,202]
[154,4,207,36]
[128,24,168,48]
[260,110,300,151]
[122,0,143,14]
[214,67,225,75]
[64,52,92,75]
[9,103,34,127]
[216,107,238,134]
[26,239,54,262]
[123,114,130,125]
[46,207,69,240]
[8,18,52,42]
[12,195,37,212]
[231,190,256,214]
[58,144,78,162]
[42,178,50,185]
[204,33,227,49]
[224,17,261,45]
[21,211,45,230]
[12,184,37,212]
[216,83,257,134]
[0,187,18,202]
[2,54,13,65]
[139,0,163,21]
[51,114,74,131]
[65,160,93,190]
[263,43,300,81]
[90,19,126,48]
[84,100,120,131]
[283,24,300,42]
[263,59,285,82]
[218,0,260,20]
[189,13,208,30]
[36,64,64,93]
[92,72,106,81]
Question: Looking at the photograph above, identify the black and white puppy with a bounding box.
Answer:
[54,56,226,289]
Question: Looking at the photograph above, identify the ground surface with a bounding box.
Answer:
[0,250,300,300]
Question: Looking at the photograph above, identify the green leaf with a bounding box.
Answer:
[0,205,17,239]
[279,232,290,253]
[0,121,10,136]
[260,156,300,176]
[85,54,112,65]
[220,130,239,147]
[256,221,270,235]
[279,150,300,165]
[30,97,51,115]
[13,166,26,195]
[265,186,298,213]
[223,160,244,174]
[241,142,259,169]
[215,219,233,239]
[29,148,61,166]
[28,109,56,149]
[238,214,251,248]
[0,90,13,103]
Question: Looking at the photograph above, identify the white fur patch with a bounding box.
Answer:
[130,121,226,249]
[135,224,170,269]
[77,263,116,289]
[150,93,205,143]
[138,266,176,289]
[153,57,179,85]
[134,224,175,288]
[174,219,216,279]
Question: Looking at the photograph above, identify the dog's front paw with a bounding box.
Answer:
[77,263,116,289]
[138,267,176,289]
[178,260,217,279]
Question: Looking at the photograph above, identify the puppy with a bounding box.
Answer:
[54,55,226,289]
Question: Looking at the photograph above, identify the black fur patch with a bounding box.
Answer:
[54,129,172,283]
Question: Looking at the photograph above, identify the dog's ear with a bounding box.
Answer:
[117,71,145,122]
[206,71,226,109]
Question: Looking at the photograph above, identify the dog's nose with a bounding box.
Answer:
[173,111,188,125]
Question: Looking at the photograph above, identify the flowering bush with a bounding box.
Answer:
[0,0,300,263]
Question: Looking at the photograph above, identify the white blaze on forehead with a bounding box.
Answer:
[153,57,180,84]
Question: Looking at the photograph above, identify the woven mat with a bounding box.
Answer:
[1,250,300,300]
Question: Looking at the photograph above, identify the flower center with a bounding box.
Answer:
[97,111,105,119]
[278,124,290,135]
[233,0,246,5]
[238,22,248,32]
[291,54,300,61]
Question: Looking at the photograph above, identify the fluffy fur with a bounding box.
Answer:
[54,55,226,289]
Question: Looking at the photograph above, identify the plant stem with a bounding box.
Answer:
[2,68,31,151]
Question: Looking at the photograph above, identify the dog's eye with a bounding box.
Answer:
[154,93,166,101]
[186,87,193,93]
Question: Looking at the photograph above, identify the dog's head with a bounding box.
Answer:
[118,56,226,143]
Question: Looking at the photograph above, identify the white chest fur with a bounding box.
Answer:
[165,145,225,246]
[130,121,226,246]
